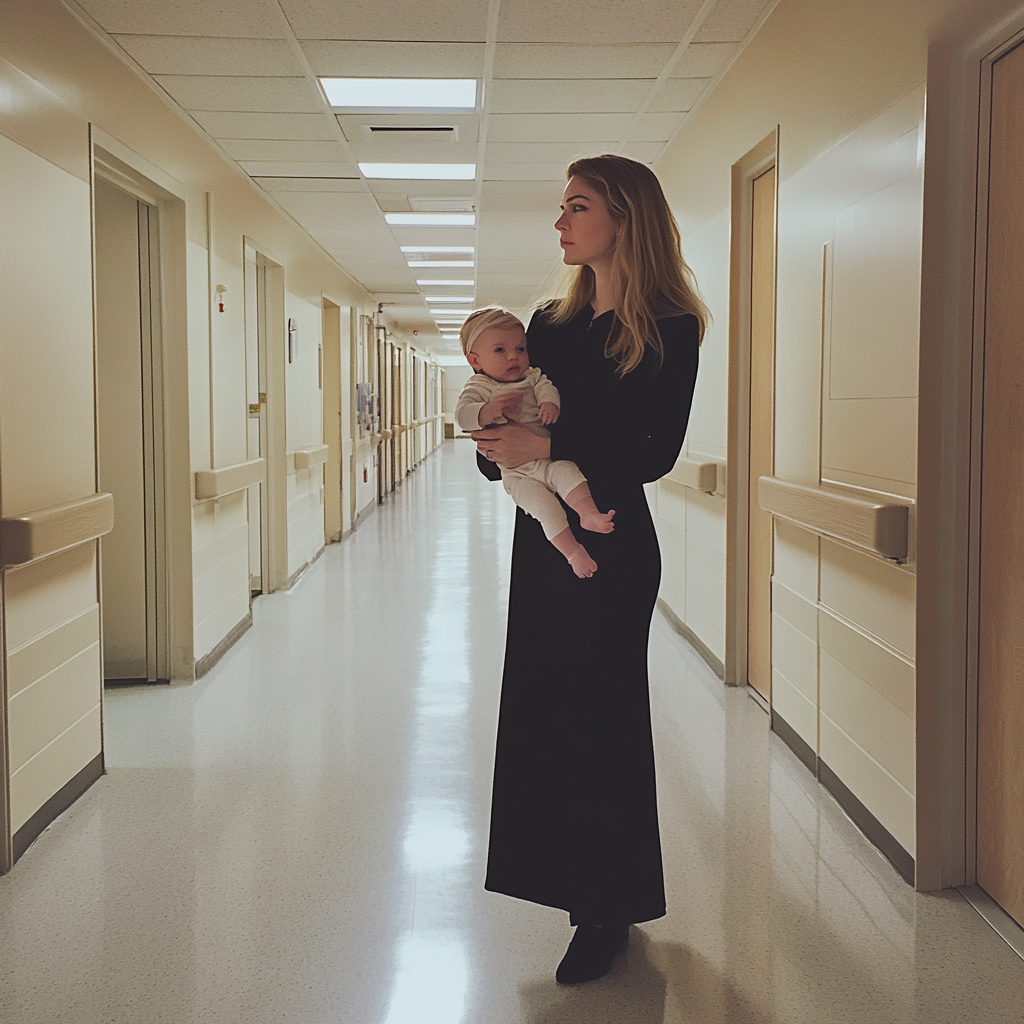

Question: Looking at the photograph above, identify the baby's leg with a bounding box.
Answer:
[547,461,615,534]
[503,473,598,578]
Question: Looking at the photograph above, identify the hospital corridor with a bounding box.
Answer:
[3,0,1024,1018]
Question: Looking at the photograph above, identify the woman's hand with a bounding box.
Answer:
[472,422,550,468]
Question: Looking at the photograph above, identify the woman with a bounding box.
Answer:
[473,154,705,984]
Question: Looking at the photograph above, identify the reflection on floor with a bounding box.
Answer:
[1,440,1023,1023]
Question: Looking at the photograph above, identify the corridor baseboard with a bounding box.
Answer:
[771,707,915,886]
[195,612,252,679]
[656,599,725,679]
[12,753,103,866]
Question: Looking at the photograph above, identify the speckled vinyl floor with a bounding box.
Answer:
[2,440,1023,1023]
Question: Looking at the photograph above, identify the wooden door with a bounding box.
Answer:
[978,39,1024,927]
[747,165,777,699]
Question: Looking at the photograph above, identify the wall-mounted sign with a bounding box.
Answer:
[288,317,298,363]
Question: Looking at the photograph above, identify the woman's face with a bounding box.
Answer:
[555,175,619,269]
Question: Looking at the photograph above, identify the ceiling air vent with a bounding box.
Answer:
[360,125,459,141]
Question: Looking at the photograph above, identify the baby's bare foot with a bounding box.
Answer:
[579,509,615,534]
[567,548,598,578]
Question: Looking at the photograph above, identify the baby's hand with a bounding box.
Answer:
[479,392,523,425]
[538,401,560,425]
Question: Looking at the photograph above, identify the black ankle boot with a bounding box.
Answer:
[555,924,629,984]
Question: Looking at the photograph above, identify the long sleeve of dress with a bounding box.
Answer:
[548,313,699,486]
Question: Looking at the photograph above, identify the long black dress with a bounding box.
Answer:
[481,304,700,926]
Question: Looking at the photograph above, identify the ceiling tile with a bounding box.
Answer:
[492,44,675,80]
[481,163,565,182]
[621,141,664,162]
[348,140,480,164]
[336,113,480,145]
[260,178,365,193]
[299,40,486,78]
[488,79,652,114]
[390,227,477,248]
[483,140,594,163]
[113,35,305,76]
[221,139,350,161]
[646,77,711,113]
[274,191,382,229]
[694,0,774,43]
[367,179,477,198]
[671,41,739,77]
[489,113,630,143]
[153,76,321,114]
[481,179,562,211]
[631,112,685,142]
[239,161,359,177]
[498,0,702,44]
[80,0,284,38]
[190,111,337,140]
[280,0,487,42]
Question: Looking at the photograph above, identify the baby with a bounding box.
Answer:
[455,306,614,578]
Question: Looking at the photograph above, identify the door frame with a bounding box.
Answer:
[725,128,779,689]
[90,130,193,682]
[916,8,1024,891]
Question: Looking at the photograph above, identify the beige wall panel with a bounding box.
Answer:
[821,396,918,491]
[0,135,95,514]
[9,704,101,833]
[771,519,818,599]
[4,546,97,652]
[819,609,914,719]
[0,57,89,181]
[9,645,100,772]
[819,715,914,855]
[819,539,915,657]
[657,526,687,624]
[772,579,817,640]
[7,605,99,698]
[655,485,687,530]
[772,669,817,744]
[820,650,915,792]
[285,296,324,449]
[829,172,923,401]
[211,251,249,468]
[772,613,817,704]
[685,566,725,661]
[678,209,729,459]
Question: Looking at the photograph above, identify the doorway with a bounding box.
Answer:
[93,174,168,683]
[726,130,779,695]
[976,38,1024,927]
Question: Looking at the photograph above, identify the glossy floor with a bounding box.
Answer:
[2,441,1024,1023]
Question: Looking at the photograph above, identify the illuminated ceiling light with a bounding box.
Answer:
[425,295,474,303]
[407,260,474,268]
[401,246,474,253]
[385,213,475,226]
[359,163,476,180]
[416,280,475,286]
[320,78,477,109]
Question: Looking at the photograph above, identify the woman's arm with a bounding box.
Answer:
[472,422,551,469]
[550,314,700,484]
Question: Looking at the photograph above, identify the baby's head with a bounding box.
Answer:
[460,306,529,383]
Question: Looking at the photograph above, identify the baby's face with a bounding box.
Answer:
[467,327,528,382]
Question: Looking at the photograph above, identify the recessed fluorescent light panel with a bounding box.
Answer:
[321,78,477,109]
[359,163,476,180]
[417,280,475,286]
[386,213,475,226]
[407,260,474,268]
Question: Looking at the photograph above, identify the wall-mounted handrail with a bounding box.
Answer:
[1,492,114,567]
[663,456,722,494]
[291,444,329,471]
[758,476,911,562]
[195,458,265,501]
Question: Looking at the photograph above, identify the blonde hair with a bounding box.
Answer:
[550,154,709,375]
[460,305,524,358]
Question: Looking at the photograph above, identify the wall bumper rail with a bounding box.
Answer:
[290,445,330,472]
[195,458,265,501]
[1,492,114,567]
[663,456,723,494]
[757,475,910,562]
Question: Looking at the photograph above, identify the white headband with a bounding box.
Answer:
[462,306,522,357]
